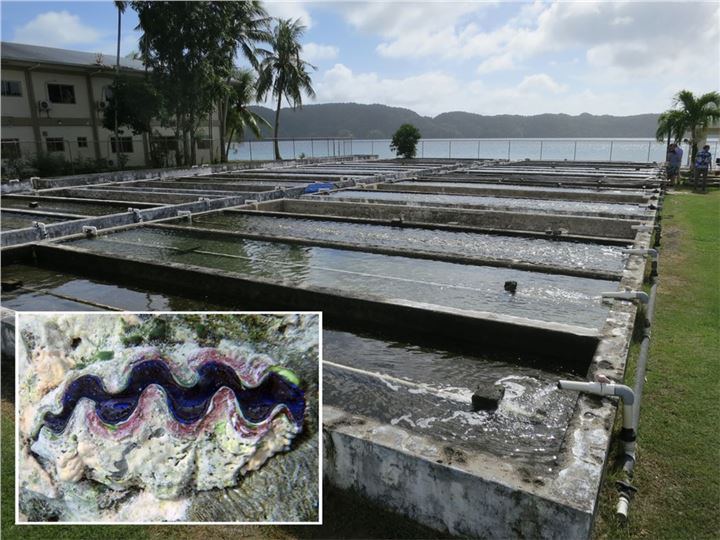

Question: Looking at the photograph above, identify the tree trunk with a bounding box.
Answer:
[219,98,227,162]
[225,128,235,159]
[114,7,122,169]
[690,127,698,171]
[273,92,282,160]
[175,112,182,167]
[190,125,197,166]
[182,129,190,166]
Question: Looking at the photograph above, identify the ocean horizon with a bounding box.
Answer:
[230,137,718,164]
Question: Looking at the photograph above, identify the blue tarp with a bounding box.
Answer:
[303,182,336,194]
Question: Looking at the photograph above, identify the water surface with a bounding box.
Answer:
[182,212,627,274]
[311,190,650,217]
[324,329,578,461]
[67,227,615,328]
[1,264,223,311]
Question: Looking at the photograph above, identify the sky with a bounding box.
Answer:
[1,1,719,117]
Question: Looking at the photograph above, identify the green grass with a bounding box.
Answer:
[593,190,720,539]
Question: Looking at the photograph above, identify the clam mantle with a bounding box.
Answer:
[17,313,318,523]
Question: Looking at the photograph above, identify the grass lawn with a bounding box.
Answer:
[593,190,720,539]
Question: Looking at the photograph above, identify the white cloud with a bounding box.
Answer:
[518,74,566,94]
[316,64,461,115]
[477,53,515,74]
[313,63,679,117]
[14,10,102,47]
[264,1,313,28]
[303,42,339,62]
[336,0,719,87]
[341,2,481,39]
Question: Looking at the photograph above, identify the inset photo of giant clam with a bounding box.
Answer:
[15,312,320,524]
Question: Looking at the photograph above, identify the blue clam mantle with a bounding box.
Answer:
[41,359,305,435]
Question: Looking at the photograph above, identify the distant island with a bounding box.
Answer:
[248,103,660,139]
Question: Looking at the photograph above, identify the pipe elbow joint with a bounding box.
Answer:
[613,384,635,405]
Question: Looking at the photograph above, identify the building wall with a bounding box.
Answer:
[2,64,223,168]
[31,70,90,119]
[1,68,31,117]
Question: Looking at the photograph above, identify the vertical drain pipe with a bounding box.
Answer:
[614,277,658,520]
[558,265,660,522]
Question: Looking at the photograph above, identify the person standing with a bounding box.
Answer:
[666,143,683,185]
[693,144,712,192]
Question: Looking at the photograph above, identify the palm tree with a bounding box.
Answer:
[657,90,720,168]
[225,69,271,159]
[256,18,316,160]
[218,0,270,161]
[113,1,127,168]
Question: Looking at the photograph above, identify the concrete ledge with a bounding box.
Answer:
[374,182,652,204]
[428,173,661,189]
[251,198,642,240]
[0,180,33,194]
[324,406,595,538]
[0,188,299,247]
[0,194,159,209]
[30,155,378,189]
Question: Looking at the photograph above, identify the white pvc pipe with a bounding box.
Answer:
[557,380,635,431]
[617,495,630,520]
[601,290,650,303]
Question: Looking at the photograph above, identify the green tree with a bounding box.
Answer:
[656,90,720,168]
[256,18,316,160]
[102,75,162,136]
[224,69,271,159]
[217,3,270,162]
[390,124,421,159]
[132,1,268,165]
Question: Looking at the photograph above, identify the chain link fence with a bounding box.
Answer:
[4,136,718,181]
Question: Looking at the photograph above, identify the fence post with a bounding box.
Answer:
[646,141,652,163]
[448,139,452,158]
[573,141,577,161]
[350,138,353,157]
[477,140,480,159]
[249,141,253,162]
[507,140,511,160]
[311,139,315,158]
[539,140,543,160]
[293,139,296,159]
[609,140,614,161]
[371,139,374,156]
[421,140,424,158]
[327,139,330,157]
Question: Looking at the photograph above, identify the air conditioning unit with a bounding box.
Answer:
[96,100,108,111]
[38,100,51,113]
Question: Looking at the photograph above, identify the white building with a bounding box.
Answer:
[1,42,222,168]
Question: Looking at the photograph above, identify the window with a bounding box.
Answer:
[102,85,113,101]
[77,137,88,148]
[1,80,22,96]
[196,138,212,150]
[1,139,21,159]
[152,136,179,153]
[47,83,76,104]
[46,137,64,152]
[111,137,134,153]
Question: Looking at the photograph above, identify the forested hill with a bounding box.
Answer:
[248,103,660,139]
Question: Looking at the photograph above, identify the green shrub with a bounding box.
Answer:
[390,123,421,159]
[32,152,70,177]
